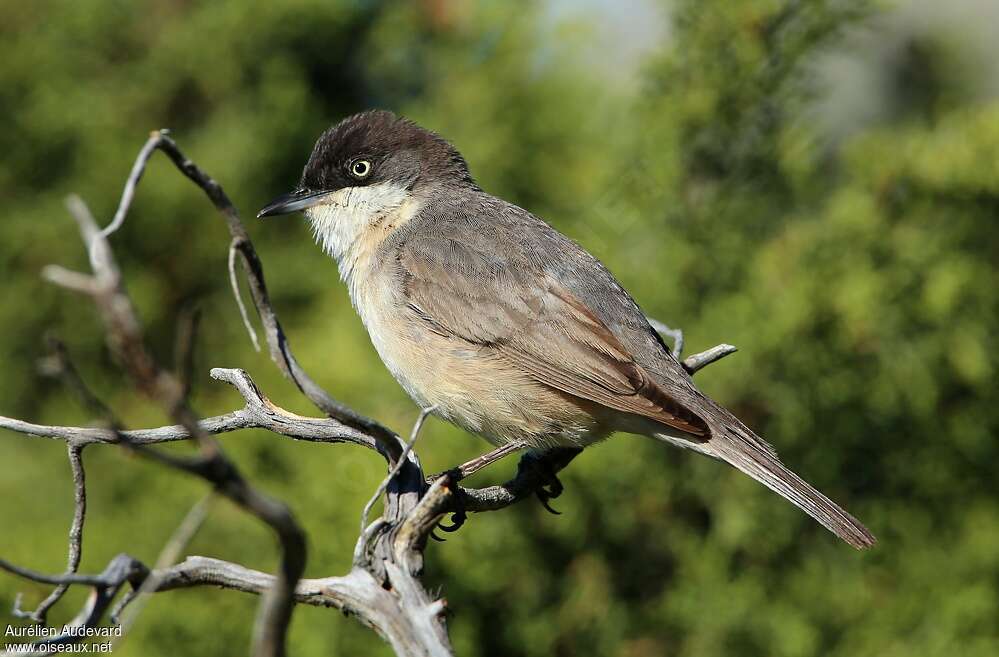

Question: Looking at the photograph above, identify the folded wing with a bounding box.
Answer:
[397,234,708,437]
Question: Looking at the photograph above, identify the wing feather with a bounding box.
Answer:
[397,236,708,437]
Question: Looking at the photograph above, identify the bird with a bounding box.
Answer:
[258,110,876,550]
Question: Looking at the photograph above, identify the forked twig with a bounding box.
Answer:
[10,445,86,625]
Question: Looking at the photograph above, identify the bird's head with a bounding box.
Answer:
[257,110,475,264]
[257,110,473,220]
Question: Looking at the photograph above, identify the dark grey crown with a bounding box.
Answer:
[300,110,476,193]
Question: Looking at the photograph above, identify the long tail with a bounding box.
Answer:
[655,420,876,550]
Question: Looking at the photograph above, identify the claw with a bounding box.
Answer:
[525,451,566,515]
[430,530,447,542]
[543,475,564,499]
[536,490,562,515]
[438,509,467,532]
[437,481,467,533]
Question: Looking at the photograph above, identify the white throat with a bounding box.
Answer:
[304,182,420,282]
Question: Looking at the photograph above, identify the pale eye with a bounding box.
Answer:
[350,159,372,179]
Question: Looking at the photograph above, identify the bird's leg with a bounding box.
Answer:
[427,441,528,486]
[521,447,583,515]
[432,445,582,533]
[432,444,527,534]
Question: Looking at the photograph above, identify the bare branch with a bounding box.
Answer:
[152,132,401,461]
[0,560,110,588]
[647,316,684,357]
[40,265,102,295]
[355,407,436,568]
[228,239,261,352]
[3,550,451,657]
[0,368,378,450]
[38,335,118,424]
[208,368,382,450]
[394,476,456,568]
[682,343,738,374]
[98,131,163,245]
[361,407,436,536]
[139,556,451,656]
[47,192,307,657]
[12,445,87,624]
[1,555,147,657]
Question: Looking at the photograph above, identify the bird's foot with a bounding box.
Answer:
[426,468,467,539]
[536,483,563,515]
[428,446,582,532]
[521,448,580,515]
[437,469,468,534]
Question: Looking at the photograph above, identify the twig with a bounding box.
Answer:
[12,445,87,624]
[0,367,377,450]
[97,131,163,246]
[648,316,684,357]
[360,407,436,538]
[153,132,402,460]
[1,555,148,657]
[38,335,118,425]
[54,192,307,657]
[228,239,261,352]
[0,560,111,588]
[682,344,738,374]
[39,265,102,295]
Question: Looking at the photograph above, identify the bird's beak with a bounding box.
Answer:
[257,189,329,218]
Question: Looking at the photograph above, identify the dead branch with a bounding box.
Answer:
[683,343,738,374]
[647,316,685,357]
[46,190,306,657]
[1,554,147,657]
[11,445,86,625]
[0,367,375,449]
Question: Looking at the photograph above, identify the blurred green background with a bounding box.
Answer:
[1,0,996,655]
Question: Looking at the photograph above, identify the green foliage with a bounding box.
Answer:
[1,1,995,656]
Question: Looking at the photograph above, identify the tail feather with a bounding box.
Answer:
[654,421,876,550]
[708,429,876,550]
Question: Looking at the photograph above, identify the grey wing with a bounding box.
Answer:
[393,212,709,437]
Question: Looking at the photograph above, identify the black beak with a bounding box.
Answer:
[257,189,329,218]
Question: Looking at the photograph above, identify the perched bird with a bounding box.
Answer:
[259,110,875,549]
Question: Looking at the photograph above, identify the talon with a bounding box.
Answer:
[430,530,447,542]
[536,489,562,515]
[523,449,571,515]
[544,476,564,499]
[437,483,467,533]
[438,509,467,532]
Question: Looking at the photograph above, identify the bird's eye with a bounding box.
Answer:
[350,159,372,179]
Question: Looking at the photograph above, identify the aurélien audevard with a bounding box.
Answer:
[5,624,122,638]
